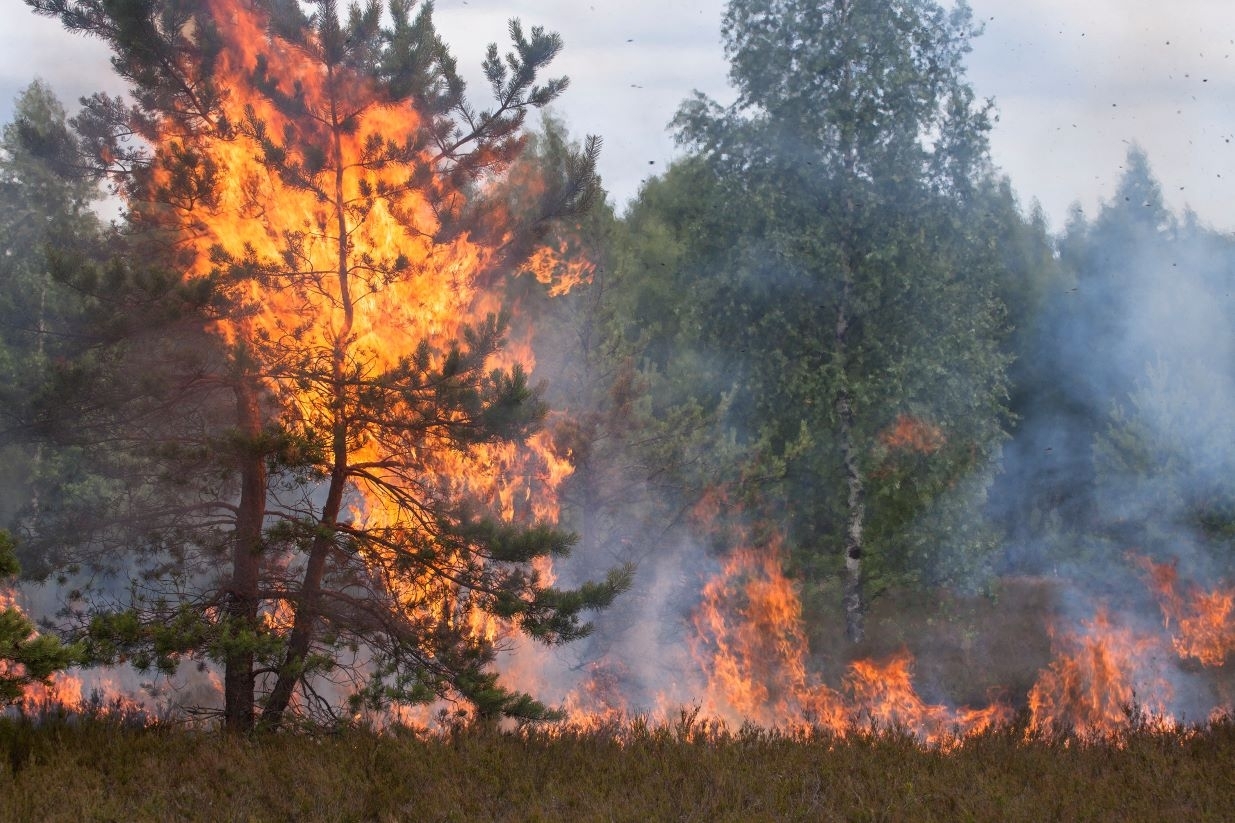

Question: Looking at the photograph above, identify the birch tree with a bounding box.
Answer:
[671,0,1010,641]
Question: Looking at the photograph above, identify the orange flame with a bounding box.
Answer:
[1027,610,1172,739]
[877,414,946,454]
[1133,555,1235,667]
[523,238,596,298]
[554,661,633,733]
[691,544,844,728]
[688,540,1010,743]
[150,0,570,529]
[845,652,1011,741]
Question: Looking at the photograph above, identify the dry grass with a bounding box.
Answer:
[1,711,1233,822]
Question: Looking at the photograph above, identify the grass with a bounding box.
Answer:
[1,711,1233,822]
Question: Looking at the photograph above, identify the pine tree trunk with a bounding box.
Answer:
[261,89,352,730]
[225,378,266,733]
[259,472,344,729]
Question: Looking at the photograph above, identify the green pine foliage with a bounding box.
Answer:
[20,0,626,732]
[0,532,77,703]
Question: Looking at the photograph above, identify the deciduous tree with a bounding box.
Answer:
[667,0,1012,641]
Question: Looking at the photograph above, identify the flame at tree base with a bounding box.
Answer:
[501,544,1018,748]
[488,545,1233,748]
[8,541,1235,746]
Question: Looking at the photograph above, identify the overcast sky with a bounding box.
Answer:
[4,0,1235,232]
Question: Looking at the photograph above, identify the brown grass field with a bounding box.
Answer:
[1,709,1233,822]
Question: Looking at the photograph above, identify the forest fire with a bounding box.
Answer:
[9,0,1235,753]
[519,539,1235,745]
[118,0,601,729]
[167,0,575,518]
[683,543,1020,744]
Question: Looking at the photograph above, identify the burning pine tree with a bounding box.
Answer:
[26,0,627,732]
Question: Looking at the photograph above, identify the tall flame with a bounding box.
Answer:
[1133,555,1235,667]
[168,13,570,505]
[159,0,566,526]
[690,544,845,729]
[687,541,1011,744]
[1027,609,1173,739]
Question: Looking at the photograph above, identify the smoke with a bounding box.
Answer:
[498,141,1235,733]
[995,147,1235,575]
[980,146,1235,721]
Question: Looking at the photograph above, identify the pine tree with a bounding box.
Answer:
[0,531,78,704]
[26,0,626,732]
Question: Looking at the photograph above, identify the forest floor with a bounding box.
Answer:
[0,711,1232,821]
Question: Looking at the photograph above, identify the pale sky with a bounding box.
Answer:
[4,0,1235,232]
